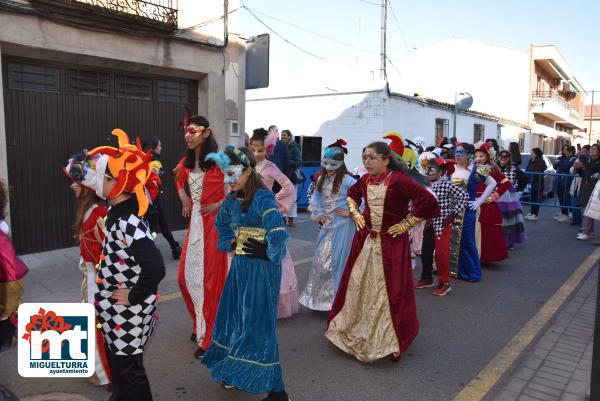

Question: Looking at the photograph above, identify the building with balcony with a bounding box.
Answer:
[387,37,586,154]
[0,0,246,253]
[575,105,600,146]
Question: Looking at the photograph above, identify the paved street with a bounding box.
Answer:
[0,207,597,401]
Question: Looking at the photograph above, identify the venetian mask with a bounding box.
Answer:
[223,164,245,185]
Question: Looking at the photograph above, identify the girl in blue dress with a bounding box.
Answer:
[201,146,290,401]
[299,139,356,311]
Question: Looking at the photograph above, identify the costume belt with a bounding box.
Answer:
[234,227,266,255]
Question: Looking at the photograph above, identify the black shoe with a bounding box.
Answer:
[194,347,205,359]
[172,244,182,260]
[190,333,196,343]
[261,390,290,401]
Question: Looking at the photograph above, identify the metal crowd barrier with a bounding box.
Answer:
[520,171,583,211]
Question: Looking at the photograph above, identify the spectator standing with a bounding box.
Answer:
[570,145,591,226]
[525,148,546,221]
[266,125,291,193]
[577,143,600,240]
[281,129,302,227]
[553,145,577,222]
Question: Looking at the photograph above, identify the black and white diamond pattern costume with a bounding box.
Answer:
[95,197,165,356]
[430,179,470,237]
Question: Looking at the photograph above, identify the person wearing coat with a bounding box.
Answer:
[553,145,578,222]
[281,129,302,227]
[524,148,546,220]
[577,143,600,240]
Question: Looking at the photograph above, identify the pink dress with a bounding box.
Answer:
[256,160,299,319]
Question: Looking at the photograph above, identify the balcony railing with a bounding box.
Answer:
[531,90,582,120]
[69,0,178,27]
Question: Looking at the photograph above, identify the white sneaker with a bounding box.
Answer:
[578,234,593,241]
[526,214,539,221]
[556,215,569,222]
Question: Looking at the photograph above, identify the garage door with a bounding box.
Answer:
[3,57,198,254]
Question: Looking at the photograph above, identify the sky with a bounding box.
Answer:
[238,0,600,99]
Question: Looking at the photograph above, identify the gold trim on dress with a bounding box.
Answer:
[269,227,286,233]
[234,227,266,255]
[261,208,277,218]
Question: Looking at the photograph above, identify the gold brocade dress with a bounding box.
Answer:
[325,181,400,363]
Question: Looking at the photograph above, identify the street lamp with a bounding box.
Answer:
[452,92,474,140]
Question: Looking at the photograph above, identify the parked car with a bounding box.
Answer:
[519,153,556,200]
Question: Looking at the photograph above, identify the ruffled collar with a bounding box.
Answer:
[367,169,392,185]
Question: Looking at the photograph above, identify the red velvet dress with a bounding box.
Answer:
[78,203,111,385]
[476,168,511,263]
[174,160,228,351]
[326,171,440,362]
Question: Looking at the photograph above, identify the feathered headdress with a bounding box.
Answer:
[87,129,154,216]
[63,150,103,193]
[327,138,348,154]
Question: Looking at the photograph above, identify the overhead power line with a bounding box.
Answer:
[242,5,327,60]
[242,5,379,56]
[388,0,411,54]
[358,0,382,5]
[179,7,240,31]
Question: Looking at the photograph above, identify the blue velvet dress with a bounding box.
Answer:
[202,189,289,394]
[450,166,482,282]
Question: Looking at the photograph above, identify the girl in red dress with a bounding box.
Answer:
[174,113,228,359]
[64,151,111,385]
[473,142,512,264]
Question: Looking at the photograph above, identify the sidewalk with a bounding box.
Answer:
[487,267,597,401]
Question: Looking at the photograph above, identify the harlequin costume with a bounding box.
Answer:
[88,129,166,401]
[473,143,511,263]
[201,147,290,400]
[63,152,111,385]
[174,113,228,351]
[416,159,469,295]
[326,167,440,363]
[299,140,357,311]
[257,146,298,319]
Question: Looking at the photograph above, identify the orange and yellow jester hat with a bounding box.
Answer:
[88,129,153,216]
[383,131,417,169]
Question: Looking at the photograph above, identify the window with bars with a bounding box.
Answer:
[474,124,485,143]
[435,118,449,143]
[66,69,110,96]
[116,74,152,100]
[7,62,60,93]
[157,79,189,103]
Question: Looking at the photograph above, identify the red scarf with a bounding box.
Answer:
[367,168,392,185]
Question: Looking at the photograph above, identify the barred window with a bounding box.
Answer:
[66,69,110,97]
[116,75,152,100]
[7,62,59,93]
[157,79,189,103]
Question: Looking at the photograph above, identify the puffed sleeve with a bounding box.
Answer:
[347,176,364,208]
[400,173,440,220]
[308,185,325,220]
[492,170,512,197]
[258,191,289,266]
[214,195,238,253]
[271,164,295,213]
[173,158,189,191]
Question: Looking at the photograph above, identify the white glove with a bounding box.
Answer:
[468,198,484,210]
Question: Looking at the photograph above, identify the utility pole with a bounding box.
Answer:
[380,0,388,80]
[589,90,595,145]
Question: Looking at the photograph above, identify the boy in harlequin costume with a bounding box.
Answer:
[88,129,166,401]
[473,142,512,264]
[415,159,469,296]
[63,151,111,386]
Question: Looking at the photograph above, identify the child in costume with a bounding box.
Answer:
[299,139,356,311]
[63,152,111,385]
[473,142,511,263]
[250,128,298,319]
[497,150,527,249]
[89,129,165,401]
[449,143,497,282]
[202,146,291,401]
[416,159,469,296]
[326,142,440,363]
[173,111,228,358]
[0,179,28,351]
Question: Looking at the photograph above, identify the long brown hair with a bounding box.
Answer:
[226,147,269,212]
[72,187,103,240]
[317,148,348,195]
[364,141,408,172]
[183,115,218,170]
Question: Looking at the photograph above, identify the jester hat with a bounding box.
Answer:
[87,129,154,216]
[383,131,417,169]
[427,158,457,176]
[474,141,496,162]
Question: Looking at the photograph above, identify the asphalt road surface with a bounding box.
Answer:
[0,207,594,401]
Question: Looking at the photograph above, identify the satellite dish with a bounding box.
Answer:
[455,92,473,110]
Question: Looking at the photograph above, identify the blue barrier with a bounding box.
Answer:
[297,163,321,209]
[521,171,582,212]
